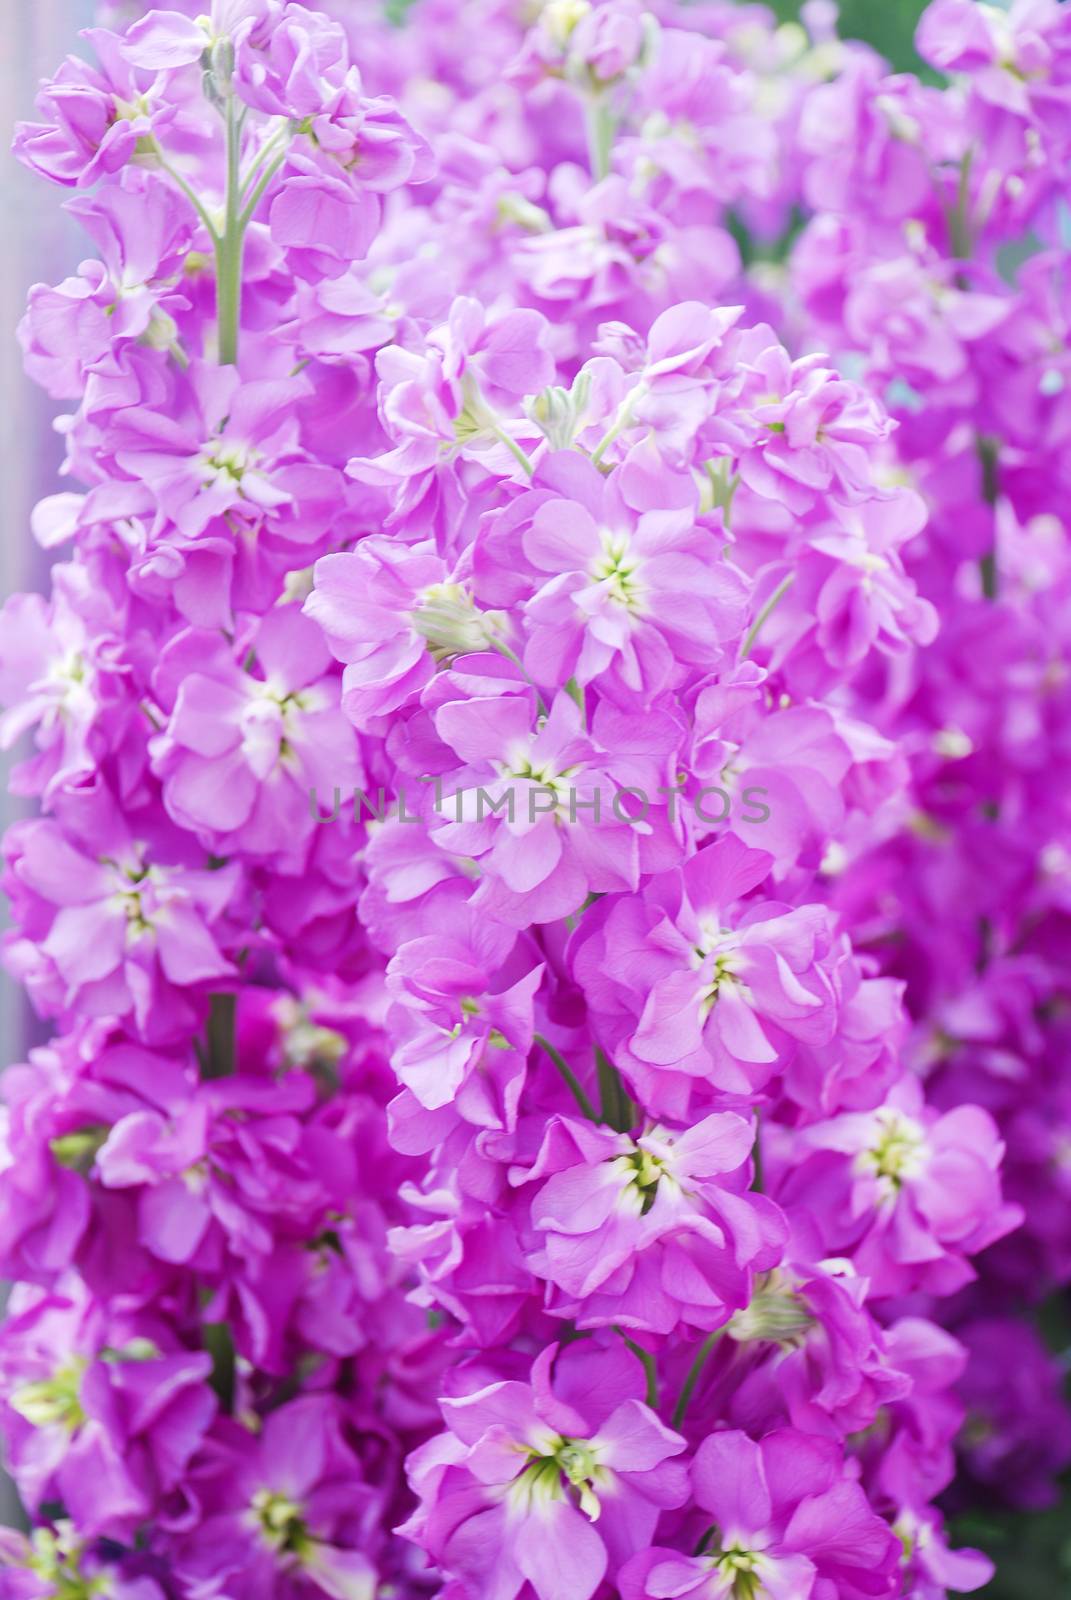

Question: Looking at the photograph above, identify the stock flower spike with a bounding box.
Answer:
[2,0,1071,1595]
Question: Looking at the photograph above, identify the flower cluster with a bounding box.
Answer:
[2,0,1070,1596]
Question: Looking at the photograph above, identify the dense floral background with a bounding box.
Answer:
[2,0,1071,1596]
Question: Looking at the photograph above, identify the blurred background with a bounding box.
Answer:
[769,0,930,73]
[0,0,97,1531]
[1,0,1068,1592]
[0,0,97,1112]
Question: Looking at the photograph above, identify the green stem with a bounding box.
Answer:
[239,149,289,228]
[741,574,795,660]
[534,1034,598,1121]
[705,461,739,531]
[596,1047,634,1133]
[584,94,616,183]
[948,146,975,261]
[614,1327,659,1409]
[203,1321,236,1411]
[977,435,1001,599]
[203,992,237,1079]
[751,1109,764,1194]
[488,637,549,717]
[491,423,536,478]
[239,123,289,198]
[150,139,220,243]
[591,392,637,468]
[564,676,586,727]
[215,92,244,365]
[672,1328,726,1429]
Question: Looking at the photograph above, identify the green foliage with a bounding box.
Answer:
[951,1495,1071,1599]
[767,0,929,71]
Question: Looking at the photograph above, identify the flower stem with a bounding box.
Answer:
[614,1327,659,1409]
[585,94,616,183]
[741,573,795,660]
[203,991,238,1079]
[591,390,638,468]
[215,91,245,365]
[977,434,1000,599]
[596,1046,634,1133]
[491,423,536,478]
[149,138,220,242]
[239,149,289,229]
[534,1034,598,1121]
[671,1327,726,1429]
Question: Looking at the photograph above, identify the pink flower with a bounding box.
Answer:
[0,1286,215,1541]
[620,1427,902,1600]
[773,1078,1024,1296]
[170,1394,384,1600]
[572,837,840,1115]
[400,1341,689,1600]
[13,29,176,188]
[386,905,542,1114]
[18,172,194,400]
[517,1112,786,1332]
[518,450,747,702]
[3,795,240,1044]
[348,297,555,492]
[306,537,507,732]
[722,1264,912,1438]
[734,347,893,516]
[106,363,332,541]
[425,674,676,925]
[149,606,361,868]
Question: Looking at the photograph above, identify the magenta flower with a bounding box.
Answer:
[2,0,1063,1586]
[149,606,361,868]
[518,451,747,701]
[954,1318,1071,1511]
[620,1427,902,1600]
[386,908,542,1115]
[18,171,194,400]
[106,363,326,540]
[426,671,682,924]
[734,347,893,516]
[170,1395,384,1599]
[573,836,839,1113]
[723,1264,912,1439]
[773,1079,1023,1296]
[13,28,176,188]
[306,536,507,731]
[0,1286,215,1541]
[230,3,349,112]
[348,296,554,494]
[401,1342,689,1600]
[3,798,240,1043]
[518,1112,786,1333]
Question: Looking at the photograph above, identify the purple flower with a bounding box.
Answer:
[149,606,362,868]
[517,450,747,702]
[621,1427,902,1600]
[0,1286,215,1540]
[573,836,841,1114]
[306,537,507,732]
[170,1395,384,1599]
[773,1080,1023,1297]
[401,1342,689,1600]
[517,1113,785,1333]
[3,795,240,1043]
[13,29,175,188]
